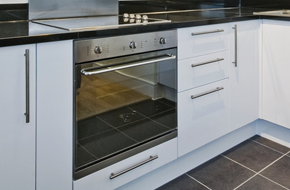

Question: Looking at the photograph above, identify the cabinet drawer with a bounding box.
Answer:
[178,51,229,92]
[178,24,229,60]
[178,79,229,157]
[73,138,177,190]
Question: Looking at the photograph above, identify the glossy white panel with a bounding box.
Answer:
[262,20,290,129]
[0,44,36,190]
[178,51,229,92]
[178,23,229,60]
[178,79,229,156]
[229,20,260,131]
[36,40,73,190]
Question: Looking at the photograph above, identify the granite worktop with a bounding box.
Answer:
[0,3,284,47]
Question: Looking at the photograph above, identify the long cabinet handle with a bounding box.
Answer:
[232,25,237,67]
[81,54,176,76]
[191,29,224,36]
[24,49,30,123]
[191,58,224,67]
[191,87,224,99]
[110,155,158,179]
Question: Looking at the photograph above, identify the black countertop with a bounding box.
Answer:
[0,5,285,47]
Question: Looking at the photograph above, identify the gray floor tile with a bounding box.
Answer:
[261,156,290,189]
[237,175,286,190]
[223,140,282,172]
[187,156,255,190]
[156,174,208,190]
[251,135,290,154]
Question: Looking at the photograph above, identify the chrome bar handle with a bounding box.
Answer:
[232,25,238,67]
[110,155,158,180]
[191,58,224,67]
[24,49,30,123]
[81,54,176,76]
[191,87,224,99]
[191,29,224,36]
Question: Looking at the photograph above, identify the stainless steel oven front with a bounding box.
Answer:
[74,30,177,179]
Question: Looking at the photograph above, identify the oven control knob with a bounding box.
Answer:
[94,46,103,54]
[159,37,167,44]
[129,41,137,49]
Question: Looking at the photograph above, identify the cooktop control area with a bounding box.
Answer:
[74,30,177,63]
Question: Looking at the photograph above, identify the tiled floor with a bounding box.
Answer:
[157,136,290,190]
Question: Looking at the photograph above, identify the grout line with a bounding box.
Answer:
[127,106,176,130]
[222,154,257,173]
[114,127,139,143]
[186,173,212,190]
[77,142,98,159]
[256,150,290,174]
[77,127,115,141]
[233,174,258,190]
[258,174,290,190]
[233,150,290,190]
[96,116,139,143]
[250,139,287,155]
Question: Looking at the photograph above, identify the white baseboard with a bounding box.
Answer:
[256,119,290,148]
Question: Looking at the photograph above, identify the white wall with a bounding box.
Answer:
[0,0,27,4]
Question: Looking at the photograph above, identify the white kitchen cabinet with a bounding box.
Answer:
[262,20,290,129]
[74,138,177,190]
[178,79,229,156]
[178,51,229,92]
[0,44,36,190]
[178,23,229,60]
[36,40,73,190]
[229,20,260,131]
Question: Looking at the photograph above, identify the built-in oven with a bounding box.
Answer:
[74,30,177,179]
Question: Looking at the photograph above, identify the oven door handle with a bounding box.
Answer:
[80,54,176,76]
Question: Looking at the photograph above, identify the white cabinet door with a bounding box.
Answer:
[0,44,36,190]
[178,79,229,157]
[36,40,73,190]
[262,20,290,129]
[229,21,259,131]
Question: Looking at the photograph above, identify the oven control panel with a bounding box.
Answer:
[74,30,177,63]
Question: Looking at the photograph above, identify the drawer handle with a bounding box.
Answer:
[191,87,224,99]
[24,49,30,123]
[232,25,238,67]
[110,155,158,180]
[191,29,224,36]
[191,58,224,67]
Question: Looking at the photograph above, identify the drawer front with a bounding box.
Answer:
[178,24,229,60]
[178,79,229,157]
[74,138,177,190]
[178,51,229,92]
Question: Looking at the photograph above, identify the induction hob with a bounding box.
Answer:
[32,14,171,31]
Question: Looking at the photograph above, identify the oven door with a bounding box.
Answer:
[74,48,177,179]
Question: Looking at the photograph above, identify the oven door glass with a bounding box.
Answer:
[74,48,177,178]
